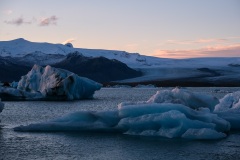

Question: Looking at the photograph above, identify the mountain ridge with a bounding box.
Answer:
[0,38,240,86]
[1,38,240,68]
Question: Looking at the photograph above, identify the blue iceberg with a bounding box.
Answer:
[0,65,102,100]
[15,88,234,140]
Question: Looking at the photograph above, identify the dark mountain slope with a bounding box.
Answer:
[0,57,31,82]
[53,52,142,83]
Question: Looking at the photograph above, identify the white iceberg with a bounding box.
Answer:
[14,88,231,140]
[214,91,240,112]
[0,65,102,100]
[214,91,240,130]
[147,88,219,111]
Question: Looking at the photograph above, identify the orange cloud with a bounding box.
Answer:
[62,38,75,44]
[153,44,240,59]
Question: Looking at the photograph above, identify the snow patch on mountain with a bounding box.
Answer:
[0,38,74,57]
[16,51,65,66]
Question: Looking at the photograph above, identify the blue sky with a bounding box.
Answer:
[1,0,240,58]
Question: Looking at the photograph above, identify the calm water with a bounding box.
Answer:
[1,88,240,160]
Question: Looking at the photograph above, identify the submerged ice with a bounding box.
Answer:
[0,65,102,100]
[15,88,236,140]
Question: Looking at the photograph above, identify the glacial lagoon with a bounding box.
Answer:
[1,87,240,160]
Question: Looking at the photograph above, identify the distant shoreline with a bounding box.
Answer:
[103,80,240,87]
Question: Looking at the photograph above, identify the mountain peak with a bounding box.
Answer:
[12,38,29,43]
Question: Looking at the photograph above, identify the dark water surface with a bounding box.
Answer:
[1,88,240,160]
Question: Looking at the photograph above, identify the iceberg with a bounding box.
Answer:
[14,88,231,140]
[214,91,240,112]
[117,102,229,139]
[0,87,43,100]
[0,65,102,100]
[214,91,240,130]
[147,88,219,111]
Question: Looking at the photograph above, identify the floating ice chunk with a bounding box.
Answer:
[14,111,120,132]
[147,88,219,111]
[1,65,101,100]
[214,91,240,112]
[214,91,240,130]
[214,112,240,130]
[14,88,236,139]
[0,87,43,100]
[118,103,229,139]
[14,102,230,139]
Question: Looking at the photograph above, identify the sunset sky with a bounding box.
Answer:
[0,0,240,58]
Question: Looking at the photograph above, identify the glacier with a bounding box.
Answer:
[1,39,240,87]
[15,88,237,140]
[0,65,102,100]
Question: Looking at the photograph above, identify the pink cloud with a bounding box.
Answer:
[3,10,13,15]
[164,37,240,45]
[195,38,227,43]
[153,44,240,59]
[39,16,58,26]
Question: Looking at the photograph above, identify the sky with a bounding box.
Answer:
[0,0,240,58]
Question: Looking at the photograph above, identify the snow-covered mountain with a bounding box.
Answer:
[0,38,156,67]
[1,38,240,68]
[0,38,73,57]
[0,38,240,86]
